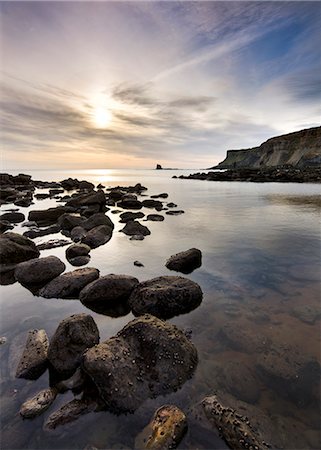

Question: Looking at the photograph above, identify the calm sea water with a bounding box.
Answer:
[1,169,320,449]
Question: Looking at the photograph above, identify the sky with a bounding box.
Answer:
[1,1,320,170]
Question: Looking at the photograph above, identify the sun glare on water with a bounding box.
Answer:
[93,107,112,128]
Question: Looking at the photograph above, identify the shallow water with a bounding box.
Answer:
[0,169,320,449]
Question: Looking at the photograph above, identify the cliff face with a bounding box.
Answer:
[215,127,321,169]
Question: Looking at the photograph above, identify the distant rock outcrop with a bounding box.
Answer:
[156,164,163,170]
[212,127,321,169]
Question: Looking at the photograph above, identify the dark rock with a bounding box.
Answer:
[166,248,202,274]
[156,164,162,170]
[58,213,84,231]
[147,214,164,222]
[60,178,94,191]
[142,199,163,209]
[118,198,143,210]
[0,212,25,223]
[39,268,99,299]
[81,225,113,249]
[48,313,100,378]
[15,255,65,286]
[221,361,260,404]
[134,260,144,267]
[23,224,60,239]
[34,193,50,200]
[20,387,58,418]
[68,255,91,267]
[0,220,14,233]
[14,196,33,207]
[49,188,64,196]
[36,239,71,250]
[80,274,139,312]
[135,405,187,450]
[97,183,105,189]
[0,232,40,266]
[67,190,106,209]
[82,213,114,231]
[28,206,67,226]
[119,211,145,223]
[108,190,125,201]
[130,235,145,241]
[165,210,184,215]
[71,226,86,242]
[44,398,98,430]
[150,193,168,199]
[82,315,198,413]
[15,329,49,380]
[120,221,151,236]
[129,276,203,319]
[66,243,91,259]
[167,202,177,208]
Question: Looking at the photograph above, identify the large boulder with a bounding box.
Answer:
[79,274,139,314]
[66,190,106,209]
[82,315,198,413]
[58,213,84,231]
[39,268,99,299]
[81,225,113,249]
[135,405,187,450]
[0,232,40,266]
[15,329,49,380]
[82,213,114,231]
[48,314,100,378]
[129,276,203,319]
[0,212,25,223]
[165,248,202,274]
[28,206,67,226]
[15,256,65,286]
[120,221,151,236]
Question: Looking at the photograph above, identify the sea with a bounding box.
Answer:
[0,169,320,449]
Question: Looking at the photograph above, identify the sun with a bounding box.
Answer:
[93,107,112,128]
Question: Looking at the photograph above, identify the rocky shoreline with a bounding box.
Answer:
[174,167,321,183]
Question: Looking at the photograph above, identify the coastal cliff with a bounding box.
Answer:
[213,127,321,169]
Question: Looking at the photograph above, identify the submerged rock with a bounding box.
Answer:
[68,255,91,267]
[15,255,65,286]
[135,405,187,450]
[80,274,138,313]
[81,225,113,248]
[48,314,100,378]
[82,314,198,414]
[20,387,58,418]
[146,214,164,222]
[129,276,203,319]
[0,232,40,266]
[16,329,49,380]
[44,398,98,430]
[165,210,184,215]
[166,248,202,274]
[39,268,99,299]
[120,221,151,236]
[134,260,144,267]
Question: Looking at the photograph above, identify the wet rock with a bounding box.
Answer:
[44,398,98,430]
[167,203,177,208]
[34,193,50,200]
[118,198,143,210]
[120,221,151,236]
[15,255,65,286]
[150,193,168,199]
[55,368,85,394]
[0,212,25,223]
[28,206,67,226]
[97,183,105,189]
[16,329,49,380]
[130,235,145,241]
[108,189,125,201]
[256,346,320,406]
[0,220,14,233]
[0,232,40,266]
[142,199,163,209]
[165,210,184,215]
[58,213,84,231]
[71,226,87,242]
[222,361,260,404]
[195,394,269,450]
[68,255,91,267]
[135,405,187,450]
[20,387,58,418]
[82,213,114,231]
[291,305,321,325]
[119,211,145,223]
[134,260,144,267]
[82,314,198,414]
[81,225,113,248]
[66,243,91,259]
[66,190,106,209]
[80,274,139,312]
[23,224,61,239]
[48,313,99,378]
[37,239,71,250]
[166,248,202,274]
[147,214,164,222]
[129,276,203,319]
[39,268,99,299]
